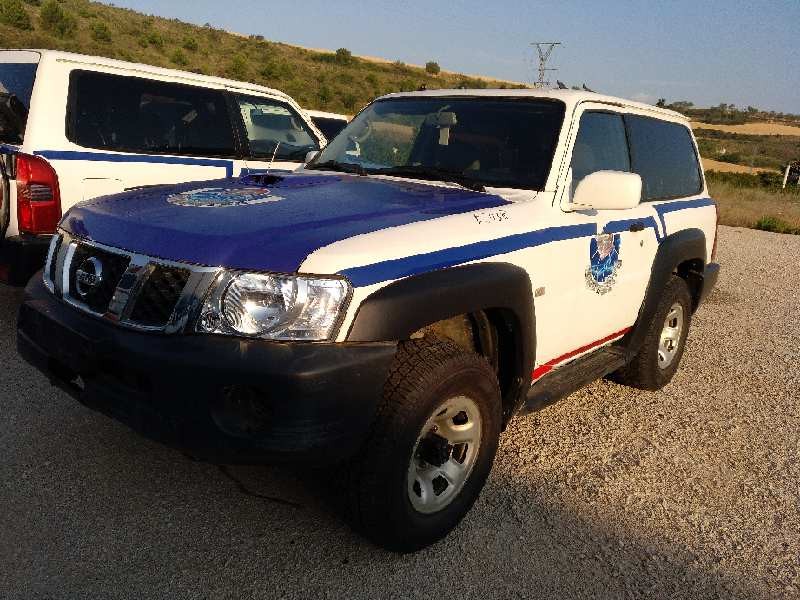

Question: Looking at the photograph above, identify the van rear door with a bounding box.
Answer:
[1,51,40,238]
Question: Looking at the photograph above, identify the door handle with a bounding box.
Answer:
[628,221,645,233]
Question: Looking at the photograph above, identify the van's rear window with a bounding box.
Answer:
[0,63,37,144]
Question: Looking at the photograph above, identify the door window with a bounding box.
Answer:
[68,70,236,157]
[626,115,702,200]
[570,112,631,189]
[234,95,319,161]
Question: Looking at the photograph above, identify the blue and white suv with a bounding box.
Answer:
[18,89,719,552]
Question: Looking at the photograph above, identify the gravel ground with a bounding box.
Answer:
[0,225,798,599]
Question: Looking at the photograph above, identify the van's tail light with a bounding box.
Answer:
[710,200,719,262]
[16,153,62,234]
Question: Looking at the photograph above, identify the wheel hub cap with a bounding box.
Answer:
[407,395,482,514]
[658,302,684,369]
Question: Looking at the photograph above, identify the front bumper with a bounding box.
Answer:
[17,276,397,464]
[0,234,52,286]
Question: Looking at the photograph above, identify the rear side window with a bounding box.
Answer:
[0,62,38,144]
[570,112,630,186]
[68,70,236,157]
[626,115,702,200]
[234,95,319,161]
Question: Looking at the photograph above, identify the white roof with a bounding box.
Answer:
[378,88,686,121]
[3,49,294,103]
[305,109,349,121]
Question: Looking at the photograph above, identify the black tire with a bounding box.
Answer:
[612,275,692,391]
[344,336,501,553]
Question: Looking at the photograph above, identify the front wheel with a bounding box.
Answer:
[344,337,501,552]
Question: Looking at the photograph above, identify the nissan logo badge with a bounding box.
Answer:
[75,256,104,297]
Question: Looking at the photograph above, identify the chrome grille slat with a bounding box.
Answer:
[48,232,220,333]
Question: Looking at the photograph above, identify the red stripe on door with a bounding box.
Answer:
[531,326,632,382]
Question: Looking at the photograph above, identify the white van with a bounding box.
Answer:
[0,49,326,284]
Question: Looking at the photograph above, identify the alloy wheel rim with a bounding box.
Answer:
[658,302,684,369]
[407,395,482,514]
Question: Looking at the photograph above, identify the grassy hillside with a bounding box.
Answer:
[0,0,524,113]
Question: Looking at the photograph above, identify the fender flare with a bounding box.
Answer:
[622,227,707,355]
[345,262,535,413]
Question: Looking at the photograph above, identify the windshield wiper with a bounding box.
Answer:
[371,165,486,192]
[306,159,367,176]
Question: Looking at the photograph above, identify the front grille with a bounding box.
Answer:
[129,265,191,327]
[48,234,211,333]
[68,243,130,313]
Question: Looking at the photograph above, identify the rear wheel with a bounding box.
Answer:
[344,337,501,552]
[612,275,692,390]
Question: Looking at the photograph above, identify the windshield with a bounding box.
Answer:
[0,63,37,144]
[235,95,320,161]
[309,97,565,190]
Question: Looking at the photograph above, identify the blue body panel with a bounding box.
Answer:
[61,173,509,273]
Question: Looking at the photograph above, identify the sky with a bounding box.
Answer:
[111,0,800,114]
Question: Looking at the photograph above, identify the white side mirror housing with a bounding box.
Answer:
[570,170,642,211]
[305,150,320,165]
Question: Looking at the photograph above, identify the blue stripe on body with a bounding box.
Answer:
[341,223,596,287]
[341,198,717,287]
[653,197,715,235]
[34,150,235,177]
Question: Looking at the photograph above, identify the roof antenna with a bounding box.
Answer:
[267,141,281,175]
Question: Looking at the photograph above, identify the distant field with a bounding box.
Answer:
[700,158,774,174]
[691,121,800,136]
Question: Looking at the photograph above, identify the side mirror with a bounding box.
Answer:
[570,171,642,211]
[304,150,320,165]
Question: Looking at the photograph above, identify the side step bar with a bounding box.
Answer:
[521,346,629,414]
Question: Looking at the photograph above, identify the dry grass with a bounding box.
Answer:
[691,121,800,136]
[709,180,800,233]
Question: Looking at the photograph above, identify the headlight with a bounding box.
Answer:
[197,272,350,341]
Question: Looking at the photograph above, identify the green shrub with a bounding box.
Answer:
[182,36,198,51]
[340,91,358,111]
[317,84,332,104]
[90,21,111,42]
[171,48,188,66]
[146,30,164,48]
[0,0,33,29]
[39,0,77,37]
[335,47,352,65]
[425,61,440,75]
[259,59,290,80]
[226,55,248,80]
[754,216,798,234]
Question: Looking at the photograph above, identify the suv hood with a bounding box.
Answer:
[62,173,509,273]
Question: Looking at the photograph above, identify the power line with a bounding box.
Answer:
[530,42,561,88]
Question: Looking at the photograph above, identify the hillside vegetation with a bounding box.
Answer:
[0,0,524,113]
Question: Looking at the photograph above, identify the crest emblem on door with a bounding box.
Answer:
[585,233,622,295]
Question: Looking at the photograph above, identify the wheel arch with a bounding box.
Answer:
[622,227,707,356]
[345,262,535,422]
